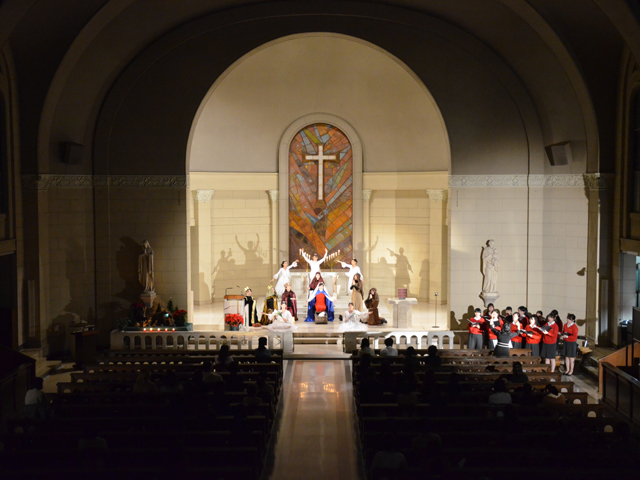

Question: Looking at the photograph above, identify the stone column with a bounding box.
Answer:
[362,189,372,279]
[268,190,279,270]
[192,190,214,305]
[426,189,448,304]
[584,174,614,346]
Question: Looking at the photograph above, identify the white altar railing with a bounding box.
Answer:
[110,329,294,354]
[343,330,455,352]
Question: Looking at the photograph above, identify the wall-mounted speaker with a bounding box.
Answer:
[545,142,572,166]
[61,142,83,165]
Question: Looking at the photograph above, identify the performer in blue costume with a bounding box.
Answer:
[305,283,335,322]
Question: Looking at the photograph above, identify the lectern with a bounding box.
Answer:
[72,328,98,368]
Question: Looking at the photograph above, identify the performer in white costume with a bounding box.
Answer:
[339,258,363,288]
[266,302,299,332]
[302,249,328,281]
[272,260,298,297]
[338,302,369,332]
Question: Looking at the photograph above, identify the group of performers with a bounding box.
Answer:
[239,249,385,332]
[467,303,580,373]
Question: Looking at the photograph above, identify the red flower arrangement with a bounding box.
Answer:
[224,314,244,327]
[173,309,188,327]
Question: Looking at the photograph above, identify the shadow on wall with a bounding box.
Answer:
[418,258,429,300]
[387,247,413,295]
[64,239,93,316]
[449,305,476,331]
[46,312,79,358]
[210,235,270,299]
[115,237,144,304]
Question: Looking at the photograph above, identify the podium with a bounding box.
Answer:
[72,329,98,368]
[224,294,245,316]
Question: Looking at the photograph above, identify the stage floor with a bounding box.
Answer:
[192,295,451,333]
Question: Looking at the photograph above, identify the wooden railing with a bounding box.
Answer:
[601,361,640,427]
[110,329,294,354]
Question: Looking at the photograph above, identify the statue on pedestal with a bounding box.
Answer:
[480,239,499,306]
[138,240,155,293]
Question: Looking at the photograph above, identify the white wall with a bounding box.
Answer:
[450,179,589,332]
[189,34,449,173]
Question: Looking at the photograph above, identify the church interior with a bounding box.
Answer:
[2,0,640,478]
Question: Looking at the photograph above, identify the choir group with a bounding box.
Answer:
[467,304,579,374]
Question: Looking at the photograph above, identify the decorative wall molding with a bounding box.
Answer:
[22,174,188,190]
[362,189,372,202]
[268,189,279,202]
[426,189,447,201]
[449,174,615,188]
[192,189,214,202]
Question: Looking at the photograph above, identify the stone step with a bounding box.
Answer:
[294,338,340,345]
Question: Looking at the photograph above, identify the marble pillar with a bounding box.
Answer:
[268,189,279,271]
[192,190,214,305]
[426,189,447,303]
[362,189,372,280]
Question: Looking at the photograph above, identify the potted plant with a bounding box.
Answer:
[173,309,188,327]
[224,314,244,331]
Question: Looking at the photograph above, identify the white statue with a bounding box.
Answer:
[482,239,499,293]
[138,239,155,293]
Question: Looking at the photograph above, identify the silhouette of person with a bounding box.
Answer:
[235,234,263,266]
[388,247,413,295]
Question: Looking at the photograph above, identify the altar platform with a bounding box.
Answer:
[193,296,459,357]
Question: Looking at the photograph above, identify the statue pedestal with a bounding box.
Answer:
[388,298,418,328]
[140,291,157,308]
[480,292,500,307]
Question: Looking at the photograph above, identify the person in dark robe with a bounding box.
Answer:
[306,283,334,322]
[350,273,365,311]
[243,287,258,326]
[261,287,279,324]
[281,283,298,320]
[365,287,382,325]
[489,320,523,357]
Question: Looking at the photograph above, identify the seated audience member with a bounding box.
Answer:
[159,371,183,393]
[215,344,235,367]
[225,361,244,391]
[542,384,566,404]
[24,377,47,420]
[445,372,463,399]
[256,371,275,403]
[403,346,421,368]
[370,432,408,480]
[412,419,442,464]
[254,337,272,362]
[133,371,158,394]
[424,345,442,369]
[379,337,398,357]
[396,381,419,410]
[359,367,383,403]
[420,369,442,405]
[242,383,263,411]
[507,361,529,383]
[358,337,375,357]
[202,361,224,385]
[515,382,540,406]
[488,379,512,405]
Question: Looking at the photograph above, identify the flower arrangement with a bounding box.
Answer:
[173,309,188,327]
[225,314,244,327]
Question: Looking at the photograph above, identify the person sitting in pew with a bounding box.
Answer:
[488,378,512,405]
[215,344,235,368]
[133,371,158,394]
[541,384,566,404]
[504,361,529,383]
[402,346,421,368]
[444,372,464,401]
[424,345,442,369]
[256,371,275,403]
[224,361,244,392]
[379,337,398,357]
[24,377,47,420]
[419,369,443,405]
[411,419,442,467]
[254,337,272,363]
[358,337,375,357]
[514,382,540,406]
[370,432,407,480]
[242,383,263,413]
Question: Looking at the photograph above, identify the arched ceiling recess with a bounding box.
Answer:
[30,0,614,175]
[187,33,450,173]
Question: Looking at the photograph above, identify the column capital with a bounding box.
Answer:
[192,189,214,202]
[426,189,447,201]
[362,189,373,202]
[268,189,279,202]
